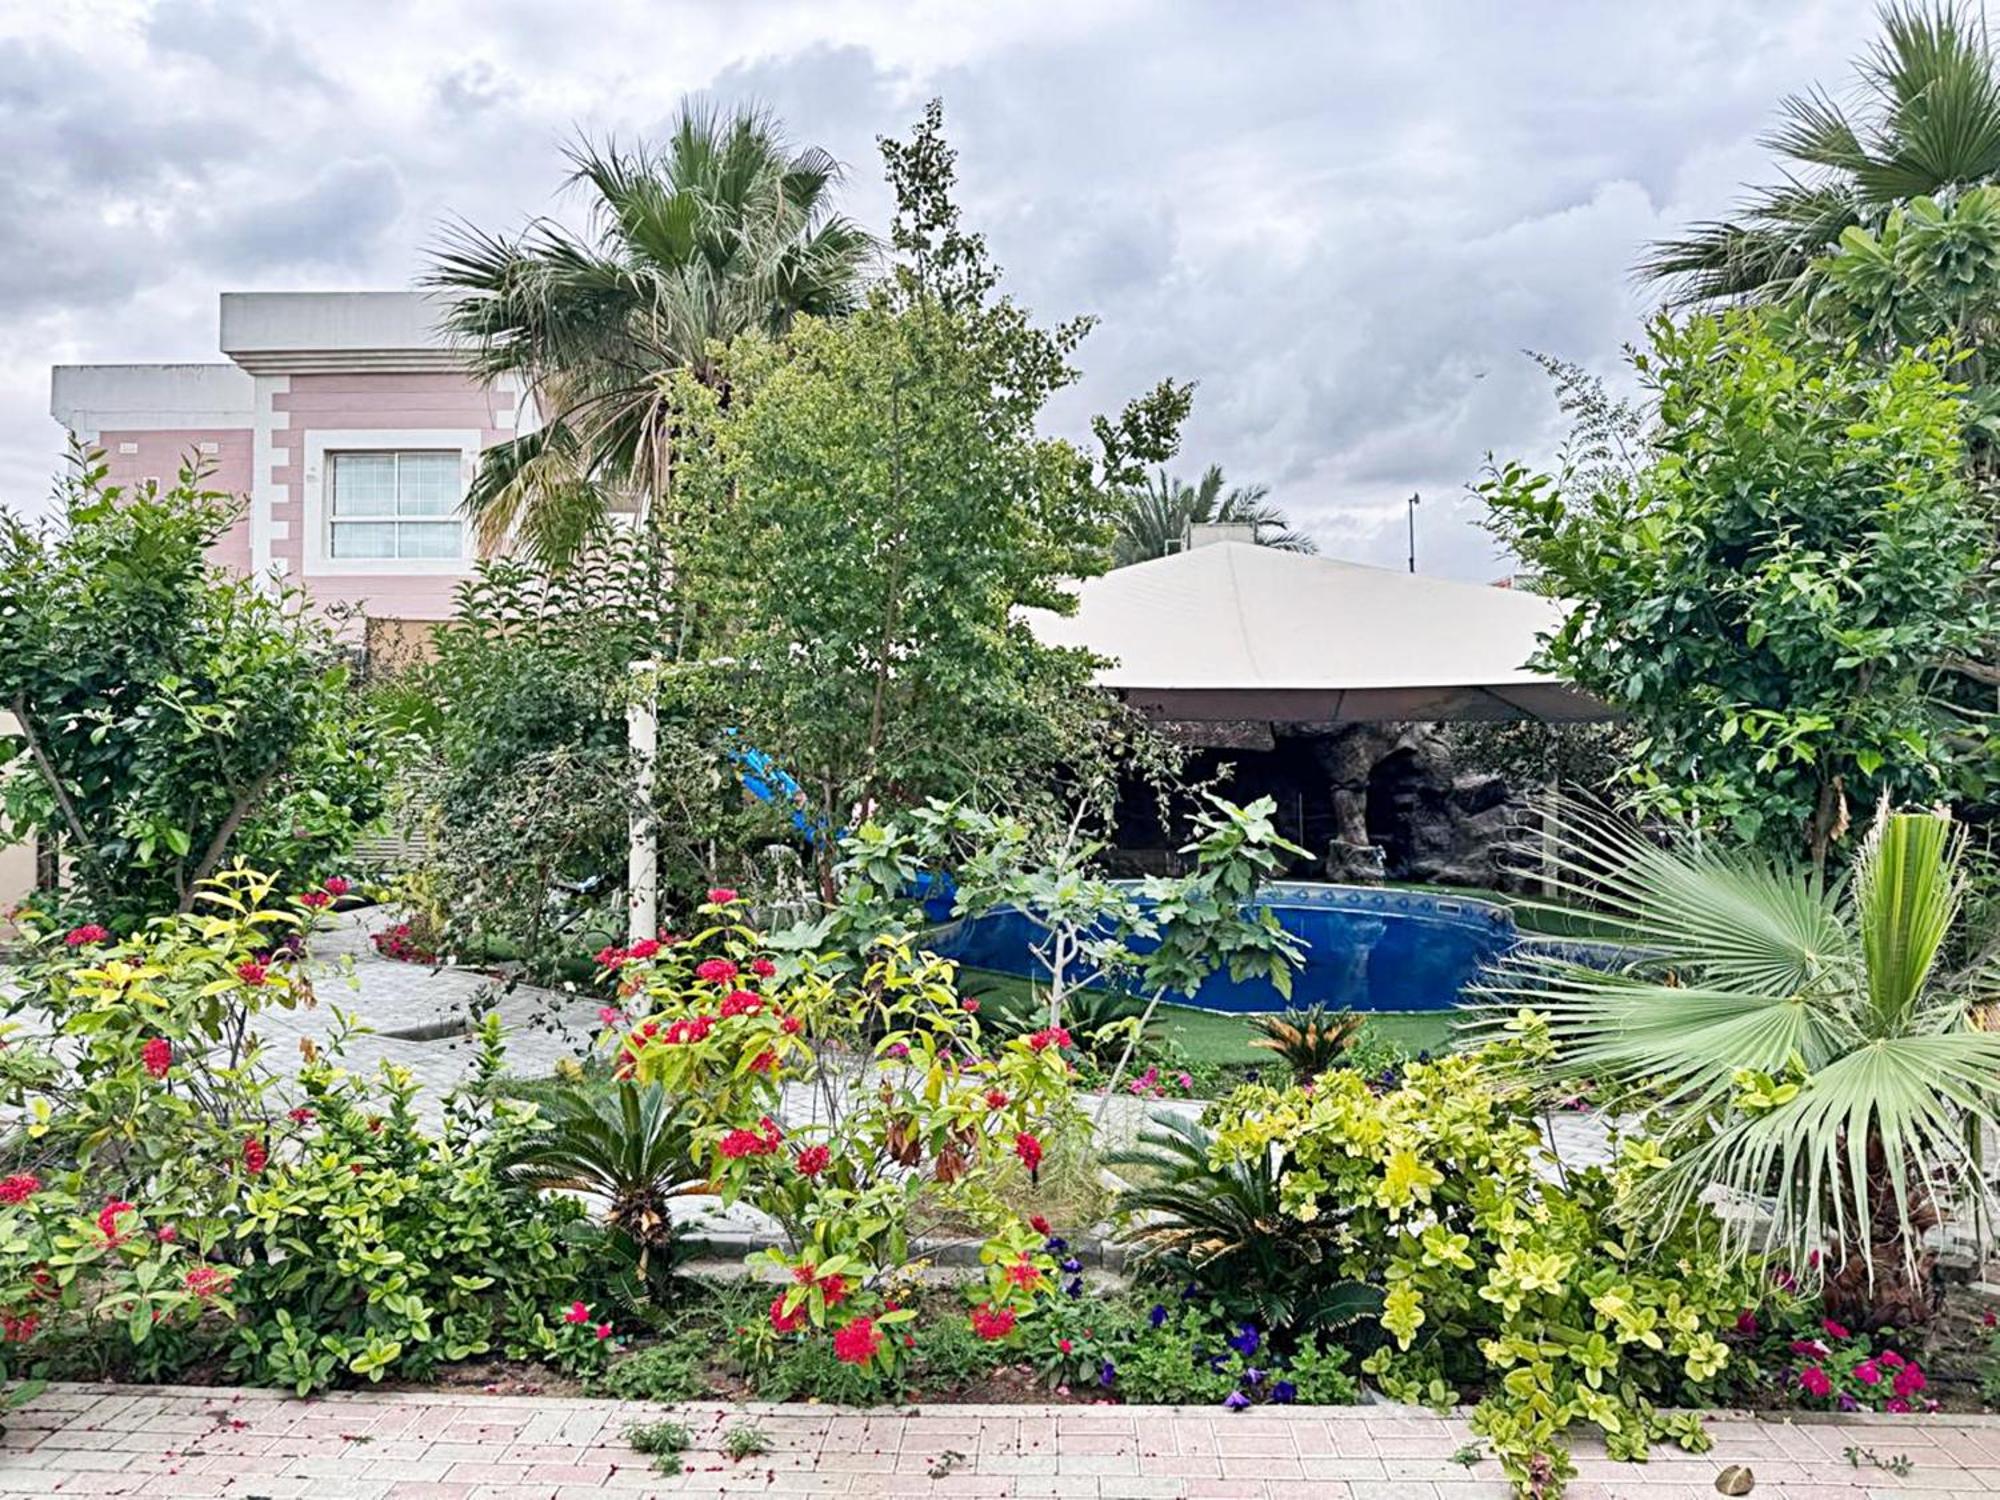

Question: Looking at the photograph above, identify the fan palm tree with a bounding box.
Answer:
[1111,464,1315,567]
[1643,2,2000,304]
[1481,801,2000,1329]
[427,103,876,564]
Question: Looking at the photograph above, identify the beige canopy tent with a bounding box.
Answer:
[1020,539,1609,724]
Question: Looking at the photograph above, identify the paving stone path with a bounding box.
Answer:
[0,1382,1994,1498]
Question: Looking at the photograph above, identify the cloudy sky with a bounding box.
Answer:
[0,0,1876,577]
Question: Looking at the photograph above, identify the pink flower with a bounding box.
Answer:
[594,946,628,970]
[598,1007,626,1028]
[1886,1397,1911,1413]
[322,876,351,898]
[96,1200,136,1245]
[832,1316,882,1366]
[719,1117,783,1160]
[1014,1133,1044,1172]
[707,888,740,906]
[1879,1350,1907,1369]
[183,1265,234,1300]
[595,1323,613,1340]
[961,998,980,1013]
[563,1301,590,1325]
[1821,1318,1851,1340]
[1852,1360,1882,1386]
[794,1145,831,1178]
[64,924,110,948]
[141,1037,172,1079]
[1799,1365,1832,1398]
[1058,1337,1074,1354]
[720,990,764,1018]
[970,1303,1016,1341]
[0,1174,40,1206]
[780,1015,803,1035]
[770,1295,807,1334]
[1176,1072,1194,1091]
[886,1042,910,1059]
[1893,1363,1926,1398]
[298,891,331,910]
[627,938,660,961]
[1789,1338,1829,1359]
[235,961,267,987]
[695,958,739,985]
[750,957,776,978]
[1732,1310,1758,1337]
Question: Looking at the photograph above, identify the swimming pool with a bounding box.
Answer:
[927,881,1518,1014]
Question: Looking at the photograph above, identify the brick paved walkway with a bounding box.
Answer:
[2,1384,1997,1499]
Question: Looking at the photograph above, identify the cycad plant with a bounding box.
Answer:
[1248,1005,1365,1085]
[1484,802,2000,1328]
[1111,1115,1381,1340]
[500,1081,707,1300]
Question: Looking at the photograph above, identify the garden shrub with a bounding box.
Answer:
[0,874,611,1394]
[604,890,1084,1382]
[1207,1027,1762,1496]
[0,454,387,927]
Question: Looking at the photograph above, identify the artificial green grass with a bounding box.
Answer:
[956,967,1460,1065]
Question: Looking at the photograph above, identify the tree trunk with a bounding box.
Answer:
[1820,1133,1943,1331]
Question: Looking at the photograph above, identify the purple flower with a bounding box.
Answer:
[1061,1257,1082,1274]
[1243,1367,1265,1386]
[1837,1392,1860,1412]
[1064,1277,1084,1298]
[1181,1282,1202,1300]
[1098,1360,1116,1388]
[1044,1236,1069,1254]
[1223,1391,1251,1411]
[1227,1324,1261,1357]
[1271,1380,1297,1404]
[1149,1304,1168,1329]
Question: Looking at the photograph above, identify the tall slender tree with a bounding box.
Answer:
[427,103,875,564]
[1111,464,1314,567]
[1642,2,2000,305]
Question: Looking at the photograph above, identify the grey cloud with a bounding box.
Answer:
[191,158,406,271]
[0,0,1881,571]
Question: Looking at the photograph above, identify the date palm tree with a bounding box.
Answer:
[1483,801,2000,1329]
[428,103,875,564]
[1112,464,1314,567]
[1643,2,2000,304]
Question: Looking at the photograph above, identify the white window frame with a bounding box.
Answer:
[302,429,480,576]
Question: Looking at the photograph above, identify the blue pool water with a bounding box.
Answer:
[927,881,1518,1014]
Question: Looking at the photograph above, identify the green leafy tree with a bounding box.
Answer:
[1112,464,1315,566]
[429,103,876,565]
[0,454,384,925]
[1481,312,1992,869]
[670,101,1191,851]
[1484,801,2000,1331]
[1643,2,2000,304]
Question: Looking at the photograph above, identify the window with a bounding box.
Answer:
[328,451,463,560]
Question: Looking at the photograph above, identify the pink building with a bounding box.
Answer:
[50,291,533,632]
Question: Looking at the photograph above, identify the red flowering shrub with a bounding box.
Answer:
[1777,1321,1935,1414]
[372,917,441,965]
[608,903,1080,1383]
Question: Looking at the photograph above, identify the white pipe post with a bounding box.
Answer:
[627,660,659,944]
